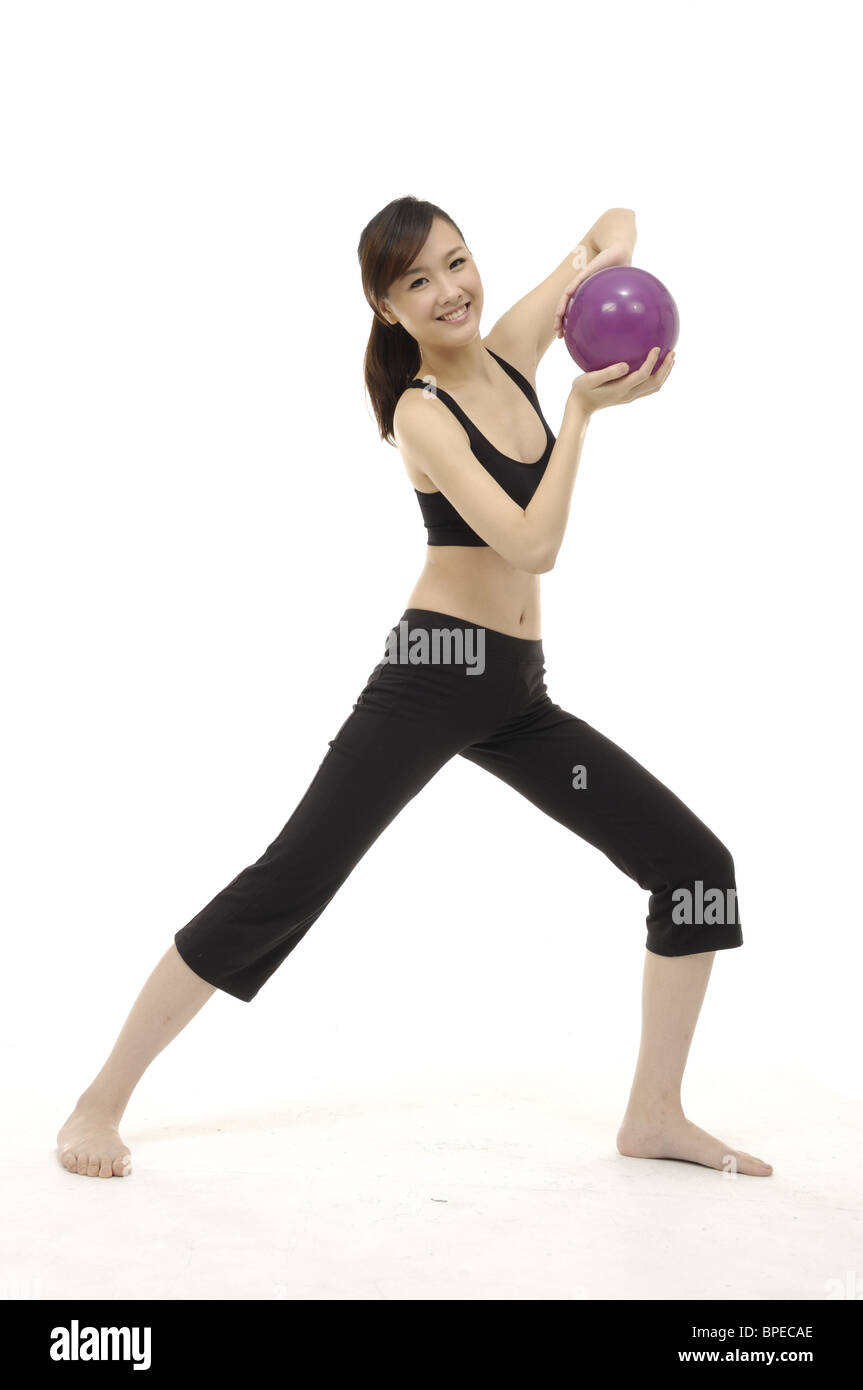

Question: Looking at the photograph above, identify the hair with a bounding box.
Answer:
[357,195,467,446]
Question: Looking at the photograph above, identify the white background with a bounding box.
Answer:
[1,0,861,1301]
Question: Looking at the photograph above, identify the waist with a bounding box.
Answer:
[407,550,542,640]
[392,608,544,664]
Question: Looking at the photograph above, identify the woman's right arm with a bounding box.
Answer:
[393,346,674,574]
[393,389,569,572]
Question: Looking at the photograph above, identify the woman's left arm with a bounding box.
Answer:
[552,209,638,339]
[588,207,638,259]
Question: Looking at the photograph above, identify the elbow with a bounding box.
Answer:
[524,543,558,575]
[509,517,559,572]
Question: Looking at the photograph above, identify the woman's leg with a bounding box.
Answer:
[57,615,515,1177]
[616,949,772,1175]
[57,671,459,1175]
[459,659,772,1175]
[57,943,216,1178]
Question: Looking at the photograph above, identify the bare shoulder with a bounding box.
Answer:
[392,384,450,491]
[392,380,446,446]
[480,330,539,392]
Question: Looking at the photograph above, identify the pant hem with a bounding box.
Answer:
[173,932,256,1002]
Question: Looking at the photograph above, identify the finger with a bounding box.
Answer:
[633,346,662,381]
[632,349,675,398]
[559,276,583,316]
[598,361,630,380]
[556,284,576,320]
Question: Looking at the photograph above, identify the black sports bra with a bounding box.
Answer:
[404,347,556,546]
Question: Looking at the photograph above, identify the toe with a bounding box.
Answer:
[87,1157,101,1177]
[98,1159,115,1178]
[738,1149,773,1175]
[76,1153,89,1175]
[113,1155,132,1177]
[750,1155,773,1173]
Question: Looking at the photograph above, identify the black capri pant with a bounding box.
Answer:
[174,608,742,1002]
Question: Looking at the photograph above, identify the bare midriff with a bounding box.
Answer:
[404,545,541,639]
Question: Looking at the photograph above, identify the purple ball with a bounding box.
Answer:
[562,266,679,376]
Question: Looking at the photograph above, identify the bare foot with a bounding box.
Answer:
[57,1101,132,1178]
[616,1111,773,1176]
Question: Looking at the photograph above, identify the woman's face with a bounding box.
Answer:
[379,217,483,349]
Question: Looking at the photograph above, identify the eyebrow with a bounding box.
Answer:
[400,245,466,280]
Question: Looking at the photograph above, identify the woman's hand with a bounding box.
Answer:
[553,241,633,340]
[569,345,676,417]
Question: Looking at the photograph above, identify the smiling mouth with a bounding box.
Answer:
[437,302,471,322]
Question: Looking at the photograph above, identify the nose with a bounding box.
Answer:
[438,285,465,310]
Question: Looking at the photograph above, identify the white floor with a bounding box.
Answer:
[5,1065,862,1302]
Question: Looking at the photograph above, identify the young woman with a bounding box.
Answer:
[57,197,772,1180]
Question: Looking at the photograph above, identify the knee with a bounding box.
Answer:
[671,823,736,896]
[698,832,736,889]
[644,823,742,952]
[668,830,739,929]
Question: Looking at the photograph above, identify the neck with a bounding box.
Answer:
[415,337,494,392]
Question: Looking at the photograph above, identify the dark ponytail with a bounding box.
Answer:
[357,195,466,446]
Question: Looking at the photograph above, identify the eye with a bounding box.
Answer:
[409,257,467,290]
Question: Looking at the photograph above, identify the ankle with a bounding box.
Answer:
[76,1087,127,1124]
[622,1091,684,1126]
